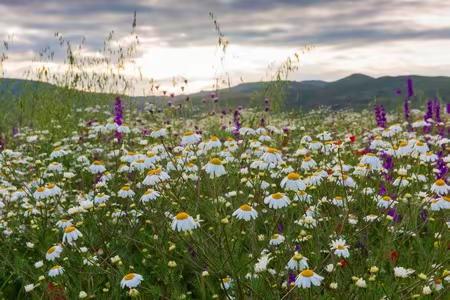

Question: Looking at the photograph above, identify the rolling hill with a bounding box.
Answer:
[1,74,449,111]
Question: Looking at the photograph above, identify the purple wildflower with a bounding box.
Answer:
[277,223,284,234]
[436,152,448,179]
[403,77,413,123]
[381,152,394,182]
[433,98,442,123]
[407,77,414,98]
[387,207,401,223]
[232,109,241,138]
[114,97,123,126]
[374,105,387,128]
[288,272,296,286]
[378,183,387,196]
[423,100,433,133]
[114,96,124,141]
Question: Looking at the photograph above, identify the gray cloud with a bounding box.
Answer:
[1,0,450,90]
[2,0,449,48]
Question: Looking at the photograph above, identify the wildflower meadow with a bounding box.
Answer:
[0,90,449,299]
[0,5,449,300]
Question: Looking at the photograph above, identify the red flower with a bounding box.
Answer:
[338,258,349,268]
[349,135,356,143]
[389,250,399,263]
[355,148,369,156]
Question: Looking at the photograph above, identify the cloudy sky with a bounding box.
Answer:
[1,0,450,94]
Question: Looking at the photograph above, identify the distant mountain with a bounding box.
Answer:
[2,74,449,111]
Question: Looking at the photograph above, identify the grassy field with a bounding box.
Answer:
[0,93,448,299]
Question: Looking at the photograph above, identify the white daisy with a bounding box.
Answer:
[94,193,110,204]
[330,238,350,258]
[118,185,135,198]
[120,273,144,289]
[89,161,106,174]
[264,193,290,209]
[62,226,82,245]
[181,131,201,145]
[280,172,306,191]
[232,204,258,221]
[140,189,160,203]
[295,269,324,288]
[430,179,449,195]
[377,195,396,209]
[269,234,285,246]
[286,252,309,271]
[171,212,199,232]
[203,158,227,178]
[360,153,382,170]
[261,147,283,166]
[48,265,64,277]
[45,244,63,261]
[143,168,170,186]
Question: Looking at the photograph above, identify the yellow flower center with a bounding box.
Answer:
[272,193,284,200]
[51,265,61,270]
[287,172,300,180]
[36,187,45,192]
[46,183,55,189]
[303,156,312,162]
[146,151,155,157]
[267,147,278,154]
[337,245,345,250]
[293,253,303,260]
[223,277,231,283]
[47,246,57,254]
[184,131,194,136]
[435,179,445,186]
[301,269,314,277]
[136,159,145,164]
[416,142,424,146]
[443,196,450,202]
[175,212,189,220]
[144,189,154,195]
[127,151,136,156]
[382,195,391,201]
[210,158,222,165]
[148,168,161,175]
[93,160,103,165]
[240,204,252,211]
[123,273,135,281]
[399,141,408,147]
[210,136,219,141]
[121,186,130,191]
[335,196,343,201]
[64,226,76,233]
